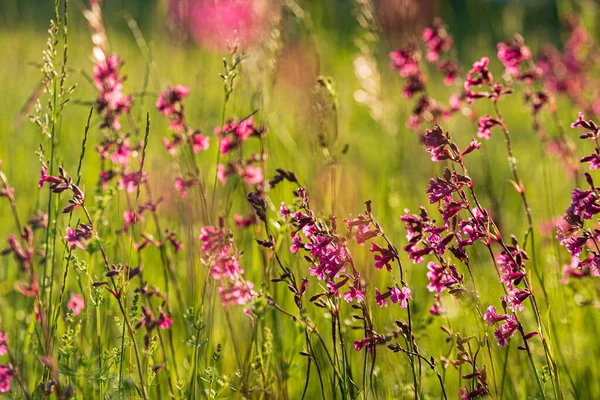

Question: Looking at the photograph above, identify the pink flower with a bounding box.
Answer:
[370,242,394,271]
[219,136,233,155]
[158,309,173,329]
[502,289,531,313]
[0,365,11,393]
[67,294,85,315]
[119,171,146,193]
[375,288,389,307]
[38,164,48,189]
[342,284,365,303]
[235,116,255,140]
[182,0,269,51]
[192,132,210,153]
[426,262,451,292]
[389,49,420,78]
[279,202,290,218]
[581,152,600,170]
[429,294,445,316]
[290,233,302,254]
[110,141,133,166]
[494,314,519,347]
[242,165,263,185]
[93,55,132,130]
[156,84,189,116]
[497,35,531,77]
[353,337,369,351]
[483,306,508,326]
[464,57,493,104]
[390,286,412,308]
[477,115,500,140]
[571,112,587,129]
[234,214,255,229]
[122,210,140,230]
[218,280,256,307]
[65,227,87,250]
[449,94,461,110]
[175,177,196,198]
[0,332,7,356]
[217,164,228,185]
[162,136,183,156]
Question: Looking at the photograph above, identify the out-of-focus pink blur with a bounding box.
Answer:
[168,0,270,51]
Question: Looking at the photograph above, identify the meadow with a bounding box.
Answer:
[0,0,598,398]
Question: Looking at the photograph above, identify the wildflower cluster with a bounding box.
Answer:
[158,84,210,156]
[200,224,256,307]
[93,55,132,130]
[389,19,461,130]
[282,188,364,303]
[558,114,600,282]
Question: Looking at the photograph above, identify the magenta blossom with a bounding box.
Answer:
[156,85,189,116]
[192,132,210,153]
[93,55,132,130]
[370,242,394,271]
[67,294,85,315]
[494,314,519,347]
[0,365,11,393]
[389,48,420,78]
[483,306,508,326]
[390,286,412,308]
[158,308,173,330]
[65,227,87,250]
[343,284,365,303]
[497,35,531,77]
[0,332,7,356]
[38,165,48,189]
[477,115,500,140]
[242,165,263,185]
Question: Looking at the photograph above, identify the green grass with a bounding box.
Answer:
[0,0,598,399]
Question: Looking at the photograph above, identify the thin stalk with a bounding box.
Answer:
[81,205,148,399]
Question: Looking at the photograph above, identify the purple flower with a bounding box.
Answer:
[429,294,445,315]
[389,48,420,78]
[464,57,493,104]
[496,246,528,287]
[502,288,531,313]
[67,294,85,315]
[0,332,7,356]
[477,115,500,140]
[157,84,189,117]
[389,286,412,308]
[422,126,453,162]
[65,227,87,251]
[343,284,365,303]
[580,152,600,170]
[494,314,519,347]
[483,306,507,326]
[375,288,388,307]
[567,188,600,219]
[157,308,173,329]
[497,35,531,77]
[427,176,455,204]
[0,365,12,393]
[370,242,394,271]
[426,262,449,292]
[422,19,454,63]
[38,164,48,189]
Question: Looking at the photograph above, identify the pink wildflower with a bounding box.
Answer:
[67,294,85,315]
[0,365,11,393]
[0,332,7,356]
[242,165,263,185]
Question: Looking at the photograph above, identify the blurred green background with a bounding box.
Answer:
[0,0,599,398]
